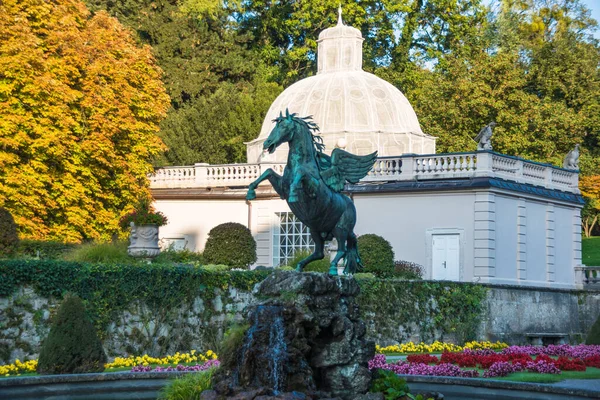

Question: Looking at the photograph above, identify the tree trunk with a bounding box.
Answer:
[583,215,598,238]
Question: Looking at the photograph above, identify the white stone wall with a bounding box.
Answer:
[250,198,290,266]
[154,200,249,252]
[353,191,476,280]
[353,189,581,288]
[154,186,582,288]
[3,284,600,363]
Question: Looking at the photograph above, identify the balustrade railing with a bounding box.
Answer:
[150,166,196,188]
[150,151,579,194]
[575,266,600,286]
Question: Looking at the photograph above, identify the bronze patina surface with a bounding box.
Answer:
[246,110,377,275]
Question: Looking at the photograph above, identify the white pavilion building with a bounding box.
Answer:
[150,13,583,289]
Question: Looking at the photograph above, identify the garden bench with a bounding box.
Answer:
[525,333,568,346]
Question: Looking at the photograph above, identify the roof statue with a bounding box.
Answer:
[563,144,580,170]
[246,109,377,276]
[475,122,496,151]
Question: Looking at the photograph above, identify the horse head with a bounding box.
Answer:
[263,109,298,154]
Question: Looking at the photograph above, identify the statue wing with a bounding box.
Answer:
[475,126,489,142]
[320,148,378,192]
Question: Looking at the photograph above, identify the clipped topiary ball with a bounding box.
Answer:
[586,313,600,345]
[357,234,395,277]
[37,295,107,374]
[203,222,257,268]
[0,207,19,256]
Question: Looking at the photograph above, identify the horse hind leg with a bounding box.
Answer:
[343,232,362,275]
[296,230,325,272]
[329,236,347,276]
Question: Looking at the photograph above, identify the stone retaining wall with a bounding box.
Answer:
[1,282,599,363]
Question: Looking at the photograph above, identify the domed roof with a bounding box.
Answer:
[257,71,424,139]
[253,9,435,156]
[255,7,430,147]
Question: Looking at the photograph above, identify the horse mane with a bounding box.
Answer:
[272,112,325,154]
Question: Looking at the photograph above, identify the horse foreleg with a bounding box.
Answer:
[246,168,283,200]
[288,172,303,203]
[296,231,325,272]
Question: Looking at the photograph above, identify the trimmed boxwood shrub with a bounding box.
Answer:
[0,207,19,257]
[37,295,107,374]
[203,223,257,268]
[357,234,394,277]
[586,313,600,345]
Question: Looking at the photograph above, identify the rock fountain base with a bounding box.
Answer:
[210,271,376,400]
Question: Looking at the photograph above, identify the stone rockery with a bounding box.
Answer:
[211,271,375,399]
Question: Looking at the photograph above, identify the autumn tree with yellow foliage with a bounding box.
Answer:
[0,0,170,242]
[581,175,600,238]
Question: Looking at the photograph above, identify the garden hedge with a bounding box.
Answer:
[203,223,257,268]
[0,260,487,344]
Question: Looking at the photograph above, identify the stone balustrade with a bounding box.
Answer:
[574,266,600,289]
[150,151,579,194]
[583,266,600,285]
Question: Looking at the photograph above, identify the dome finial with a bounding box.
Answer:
[337,4,343,25]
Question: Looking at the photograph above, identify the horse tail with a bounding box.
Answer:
[345,232,363,274]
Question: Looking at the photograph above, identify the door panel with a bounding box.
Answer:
[432,234,460,281]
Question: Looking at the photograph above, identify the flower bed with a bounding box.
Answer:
[376,340,508,354]
[369,344,600,380]
[0,350,218,377]
[104,350,217,369]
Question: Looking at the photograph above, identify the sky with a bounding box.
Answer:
[484,0,600,38]
[582,0,600,38]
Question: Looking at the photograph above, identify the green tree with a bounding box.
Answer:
[236,0,490,85]
[159,77,281,165]
[393,0,600,169]
[37,295,107,374]
[0,0,169,242]
[87,0,282,165]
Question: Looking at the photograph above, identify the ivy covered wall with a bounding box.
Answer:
[1,260,599,363]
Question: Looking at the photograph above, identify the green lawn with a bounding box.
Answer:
[497,367,600,383]
[582,237,600,266]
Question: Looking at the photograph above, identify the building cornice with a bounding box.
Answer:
[346,177,584,206]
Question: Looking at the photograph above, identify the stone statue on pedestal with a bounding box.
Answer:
[563,144,580,170]
[475,122,496,151]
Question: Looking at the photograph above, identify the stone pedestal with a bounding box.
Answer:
[127,223,160,259]
[214,271,374,399]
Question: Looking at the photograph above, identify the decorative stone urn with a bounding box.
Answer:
[127,222,160,259]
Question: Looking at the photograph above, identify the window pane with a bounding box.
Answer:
[274,212,315,265]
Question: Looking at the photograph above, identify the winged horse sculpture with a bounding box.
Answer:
[246,110,377,275]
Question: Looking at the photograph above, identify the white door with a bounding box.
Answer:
[432,234,460,281]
